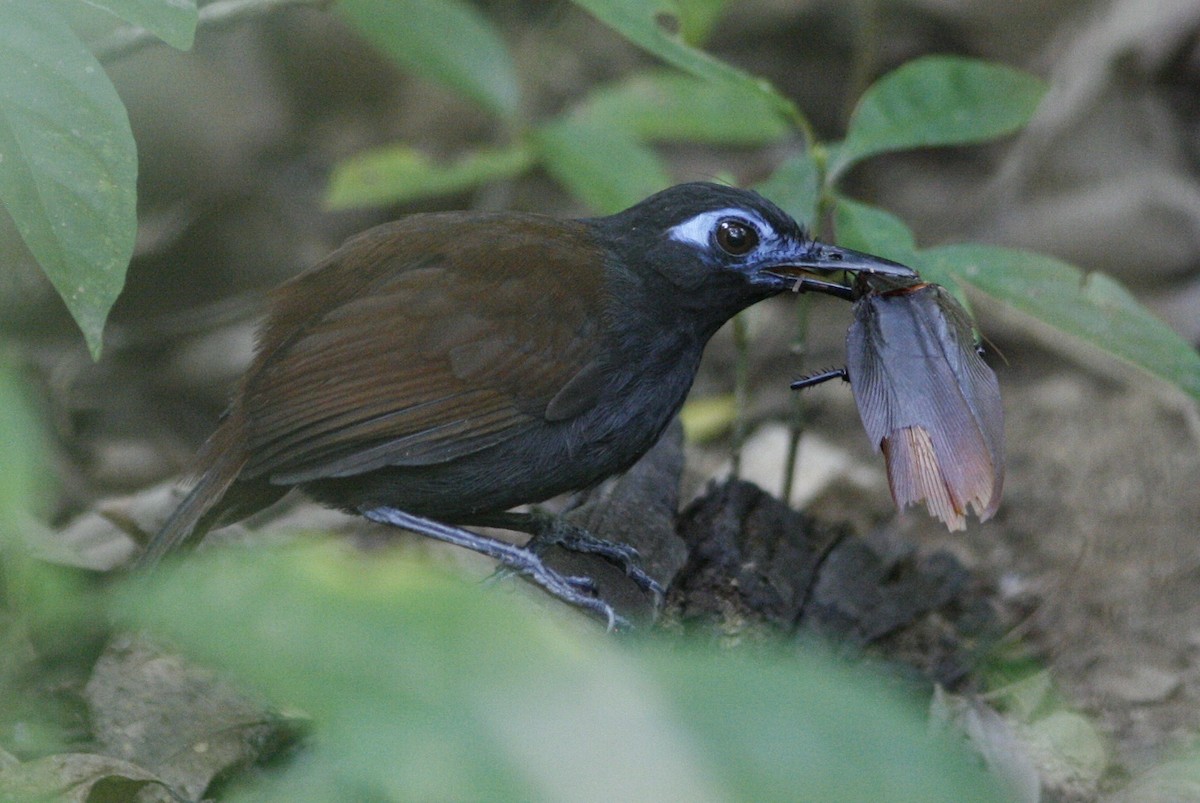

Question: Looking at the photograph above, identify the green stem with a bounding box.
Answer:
[781,147,832,506]
[780,295,812,504]
[730,310,750,478]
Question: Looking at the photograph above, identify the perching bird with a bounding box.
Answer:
[138,182,914,623]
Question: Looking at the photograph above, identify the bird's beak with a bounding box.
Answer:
[755,241,917,299]
[768,242,917,281]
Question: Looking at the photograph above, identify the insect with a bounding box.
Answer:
[793,274,1004,530]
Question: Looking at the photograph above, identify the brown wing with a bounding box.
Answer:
[236,212,609,484]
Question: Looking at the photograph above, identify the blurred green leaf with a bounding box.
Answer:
[570,0,801,125]
[0,366,86,758]
[680,394,736,443]
[583,70,791,145]
[0,4,137,360]
[651,649,1003,801]
[832,56,1046,178]
[832,196,918,263]
[534,117,671,213]
[675,0,729,45]
[0,369,43,527]
[82,0,198,50]
[756,152,822,229]
[325,143,535,209]
[112,544,1004,801]
[338,0,521,119]
[923,244,1200,403]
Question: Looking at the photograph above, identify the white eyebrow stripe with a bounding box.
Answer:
[667,208,770,248]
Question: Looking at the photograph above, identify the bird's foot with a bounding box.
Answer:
[519,561,629,632]
[525,516,665,602]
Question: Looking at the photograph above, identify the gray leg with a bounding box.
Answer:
[360,506,626,630]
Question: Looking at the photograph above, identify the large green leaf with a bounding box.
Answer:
[832,195,918,264]
[534,116,672,214]
[570,0,801,125]
[81,0,198,50]
[832,56,1045,178]
[583,70,791,145]
[337,0,520,119]
[755,152,822,231]
[923,245,1200,402]
[111,544,1005,801]
[325,142,535,209]
[0,4,137,359]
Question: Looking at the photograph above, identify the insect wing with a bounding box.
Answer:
[847,285,1004,529]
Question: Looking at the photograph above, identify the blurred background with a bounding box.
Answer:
[3,0,1200,794]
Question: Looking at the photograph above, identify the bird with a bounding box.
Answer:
[137,181,915,625]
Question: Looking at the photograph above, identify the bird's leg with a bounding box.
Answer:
[791,277,855,301]
[360,506,626,630]
[790,367,849,391]
[469,510,665,601]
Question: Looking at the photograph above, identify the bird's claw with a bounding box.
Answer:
[528,518,665,602]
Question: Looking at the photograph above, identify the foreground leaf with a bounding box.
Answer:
[82,0,199,50]
[0,4,137,359]
[832,56,1045,178]
[111,544,1004,801]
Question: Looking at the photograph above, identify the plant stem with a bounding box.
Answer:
[780,295,811,504]
[730,310,750,478]
[781,144,833,506]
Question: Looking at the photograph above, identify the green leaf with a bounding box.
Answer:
[650,649,1003,801]
[832,196,918,263]
[534,117,671,213]
[570,0,801,125]
[583,69,791,145]
[832,56,1046,178]
[0,4,137,360]
[679,394,736,443]
[81,0,198,50]
[337,0,520,119]
[325,143,535,209]
[675,0,728,45]
[923,244,1200,403]
[756,152,822,229]
[111,544,1005,801]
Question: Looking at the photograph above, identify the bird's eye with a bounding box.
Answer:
[715,218,759,256]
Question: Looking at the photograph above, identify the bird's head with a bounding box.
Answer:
[593,182,915,314]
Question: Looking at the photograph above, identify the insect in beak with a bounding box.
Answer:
[792,274,1004,530]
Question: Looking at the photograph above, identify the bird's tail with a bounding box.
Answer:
[134,442,248,571]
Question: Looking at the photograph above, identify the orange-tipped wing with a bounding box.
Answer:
[847,283,1004,529]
